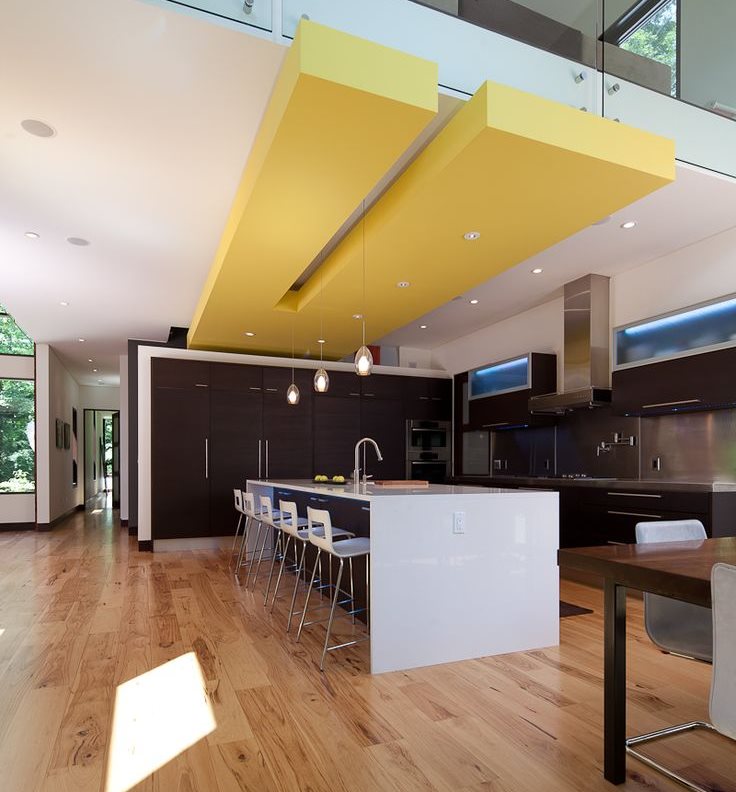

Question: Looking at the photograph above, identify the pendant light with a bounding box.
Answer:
[287,320,300,406]
[354,200,373,377]
[314,273,330,393]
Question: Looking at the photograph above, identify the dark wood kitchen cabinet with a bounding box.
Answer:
[360,396,405,479]
[262,367,313,479]
[151,360,211,539]
[313,396,361,477]
[612,346,736,415]
[404,376,452,420]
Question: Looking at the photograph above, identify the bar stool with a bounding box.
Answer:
[270,500,354,630]
[262,500,308,606]
[296,506,370,670]
[234,491,259,582]
[228,489,246,570]
[248,495,285,591]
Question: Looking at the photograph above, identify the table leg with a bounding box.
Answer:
[604,580,627,784]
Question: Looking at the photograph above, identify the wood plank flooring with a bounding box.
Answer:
[0,505,733,791]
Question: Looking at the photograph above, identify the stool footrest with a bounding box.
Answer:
[326,636,370,653]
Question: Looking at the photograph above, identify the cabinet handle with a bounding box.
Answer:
[419,396,430,400]
[363,393,375,397]
[309,496,329,503]
[349,392,360,397]
[361,506,370,512]
[205,437,209,479]
[641,398,700,410]
[607,492,662,499]
[431,397,443,401]
[258,440,262,479]
[249,386,261,391]
[483,422,510,428]
[265,387,278,393]
[195,383,209,388]
[265,440,269,479]
[607,510,662,519]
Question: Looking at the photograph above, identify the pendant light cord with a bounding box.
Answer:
[362,199,367,347]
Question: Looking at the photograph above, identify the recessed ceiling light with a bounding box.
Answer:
[620,221,637,229]
[21,119,56,138]
[24,231,40,240]
[397,281,410,288]
[420,324,428,329]
[87,358,93,363]
[78,338,85,342]
[317,338,325,344]
[97,379,103,384]
[469,299,479,305]
[93,368,98,372]
[59,301,69,307]
[531,268,544,275]
[464,231,481,241]
[352,313,363,320]
[244,331,255,337]
[67,237,90,246]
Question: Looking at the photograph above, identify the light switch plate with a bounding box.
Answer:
[453,511,465,534]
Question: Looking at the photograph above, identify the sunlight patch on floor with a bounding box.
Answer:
[104,652,216,792]
[91,509,103,514]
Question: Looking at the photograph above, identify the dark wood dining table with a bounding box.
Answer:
[558,537,736,785]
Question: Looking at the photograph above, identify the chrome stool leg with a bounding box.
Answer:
[228,511,243,570]
[321,558,345,671]
[349,556,355,625]
[264,532,288,606]
[234,515,252,580]
[249,520,270,589]
[296,548,321,642]
[285,541,308,628]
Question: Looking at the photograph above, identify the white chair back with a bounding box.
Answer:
[242,490,255,517]
[279,500,301,537]
[307,506,334,553]
[636,519,712,663]
[710,562,736,740]
[233,489,244,514]
[259,495,277,526]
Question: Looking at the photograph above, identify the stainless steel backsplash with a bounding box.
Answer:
[488,408,736,482]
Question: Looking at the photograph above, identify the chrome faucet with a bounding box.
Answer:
[353,437,383,484]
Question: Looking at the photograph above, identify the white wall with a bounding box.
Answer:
[79,385,119,411]
[612,223,736,328]
[120,355,129,522]
[431,298,564,377]
[36,345,83,524]
[0,353,35,524]
[431,222,736,379]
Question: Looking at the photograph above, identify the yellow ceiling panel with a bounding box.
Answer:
[187,19,439,354]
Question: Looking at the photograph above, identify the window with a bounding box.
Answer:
[0,379,35,493]
[607,0,678,97]
[0,304,34,356]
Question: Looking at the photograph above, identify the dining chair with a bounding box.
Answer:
[635,520,713,662]
[626,562,736,791]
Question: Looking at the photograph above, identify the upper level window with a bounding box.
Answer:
[607,0,678,96]
[0,304,34,356]
[0,379,35,493]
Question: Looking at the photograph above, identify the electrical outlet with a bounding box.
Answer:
[453,511,465,534]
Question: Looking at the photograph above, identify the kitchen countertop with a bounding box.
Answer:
[452,476,736,493]
[247,478,523,501]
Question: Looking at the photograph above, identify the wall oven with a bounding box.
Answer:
[406,420,451,483]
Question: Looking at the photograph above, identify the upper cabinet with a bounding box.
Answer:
[613,295,736,415]
[466,353,557,429]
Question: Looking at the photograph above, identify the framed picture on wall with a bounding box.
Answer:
[63,422,70,450]
[55,419,63,449]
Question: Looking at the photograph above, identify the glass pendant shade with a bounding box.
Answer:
[313,367,329,393]
[286,383,300,405]
[354,345,373,376]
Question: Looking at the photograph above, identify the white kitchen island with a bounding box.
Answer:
[247,479,559,674]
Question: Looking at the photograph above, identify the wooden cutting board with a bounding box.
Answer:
[373,480,429,487]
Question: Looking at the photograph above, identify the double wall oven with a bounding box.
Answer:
[406,419,451,483]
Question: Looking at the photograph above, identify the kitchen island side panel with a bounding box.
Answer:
[369,491,559,674]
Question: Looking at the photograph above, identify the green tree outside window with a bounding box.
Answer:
[0,379,35,493]
[620,0,678,96]
[0,304,34,356]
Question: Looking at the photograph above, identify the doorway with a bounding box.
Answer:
[83,409,120,509]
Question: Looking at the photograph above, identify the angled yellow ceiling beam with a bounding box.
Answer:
[294,80,675,346]
[187,19,438,353]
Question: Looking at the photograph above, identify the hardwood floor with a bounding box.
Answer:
[0,506,732,792]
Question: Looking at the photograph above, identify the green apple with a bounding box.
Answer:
[332,475,345,483]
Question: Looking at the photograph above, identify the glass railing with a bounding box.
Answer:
[163,0,272,32]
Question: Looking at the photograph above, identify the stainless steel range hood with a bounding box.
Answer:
[529,274,611,415]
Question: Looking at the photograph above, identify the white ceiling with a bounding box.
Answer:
[2,0,736,386]
[377,162,736,351]
[0,0,284,385]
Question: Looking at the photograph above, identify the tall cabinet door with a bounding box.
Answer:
[313,396,361,478]
[209,365,264,537]
[360,397,405,480]
[151,360,211,540]
[262,367,313,479]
